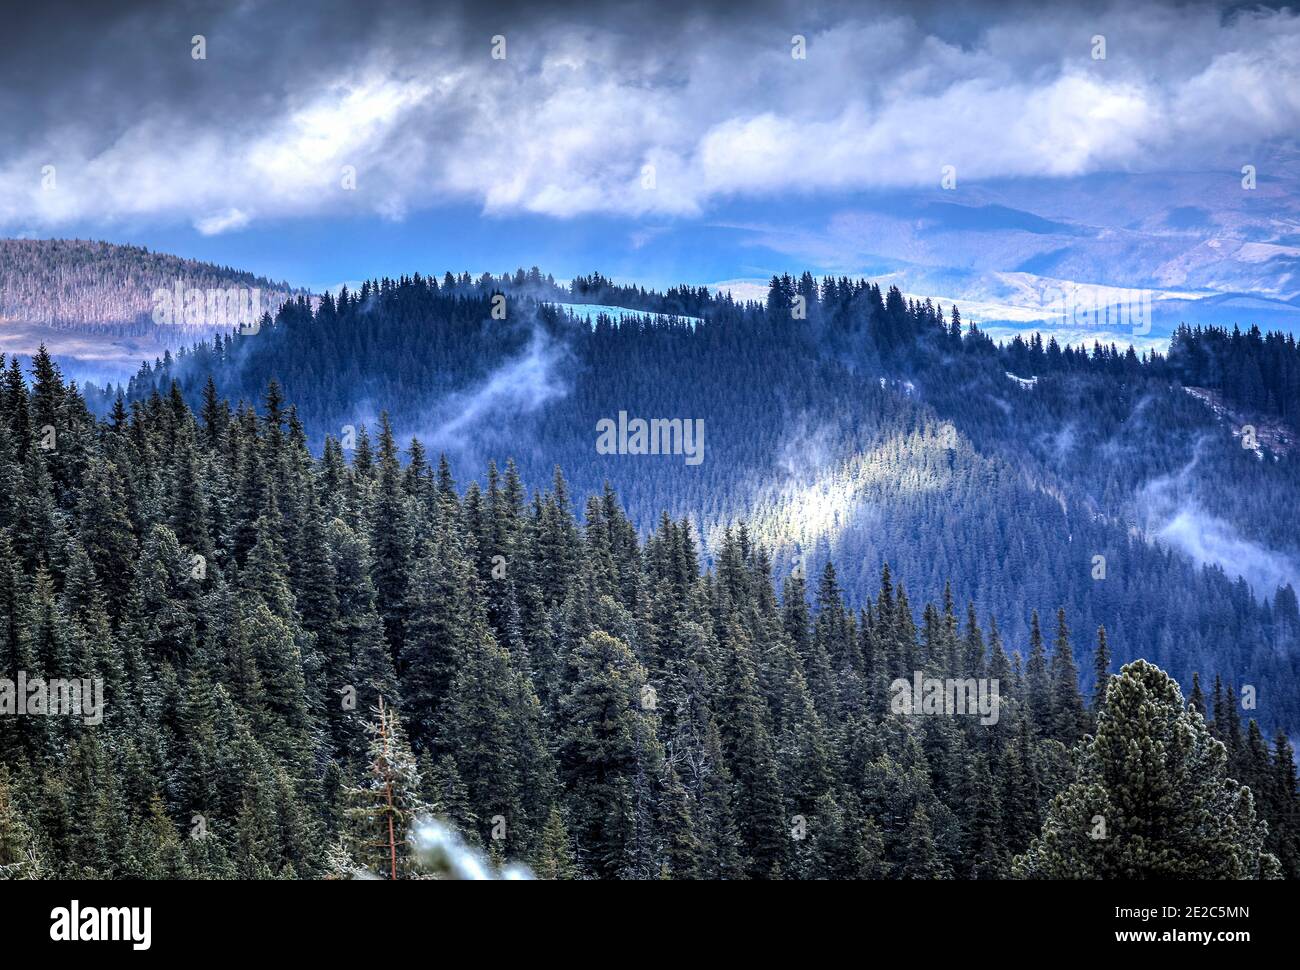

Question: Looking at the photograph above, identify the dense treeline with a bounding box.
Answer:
[1165,322,1300,422]
[0,353,1294,878]
[93,269,1300,730]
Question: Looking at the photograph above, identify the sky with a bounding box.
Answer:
[3,0,1300,328]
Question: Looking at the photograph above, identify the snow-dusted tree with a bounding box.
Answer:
[1014,660,1281,879]
[331,698,426,880]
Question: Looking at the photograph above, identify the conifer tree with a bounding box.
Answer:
[557,630,659,879]
[716,626,788,879]
[1188,671,1206,719]
[1048,608,1086,744]
[534,806,578,880]
[0,766,42,879]
[1014,660,1280,879]
[1268,731,1299,877]
[900,804,949,879]
[1092,626,1111,718]
[334,699,427,880]
[1024,611,1050,733]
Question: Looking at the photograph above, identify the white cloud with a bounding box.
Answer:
[195,207,251,235]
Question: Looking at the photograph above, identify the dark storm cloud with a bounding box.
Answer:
[2,0,1297,232]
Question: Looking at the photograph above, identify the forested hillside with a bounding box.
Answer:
[0,239,303,336]
[98,271,1300,731]
[0,351,1295,879]
[1166,322,1300,422]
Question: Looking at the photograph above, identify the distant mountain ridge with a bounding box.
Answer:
[693,168,1300,343]
[0,239,308,381]
[0,238,305,330]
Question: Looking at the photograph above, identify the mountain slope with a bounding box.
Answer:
[3,352,1294,879]
[100,270,1300,732]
